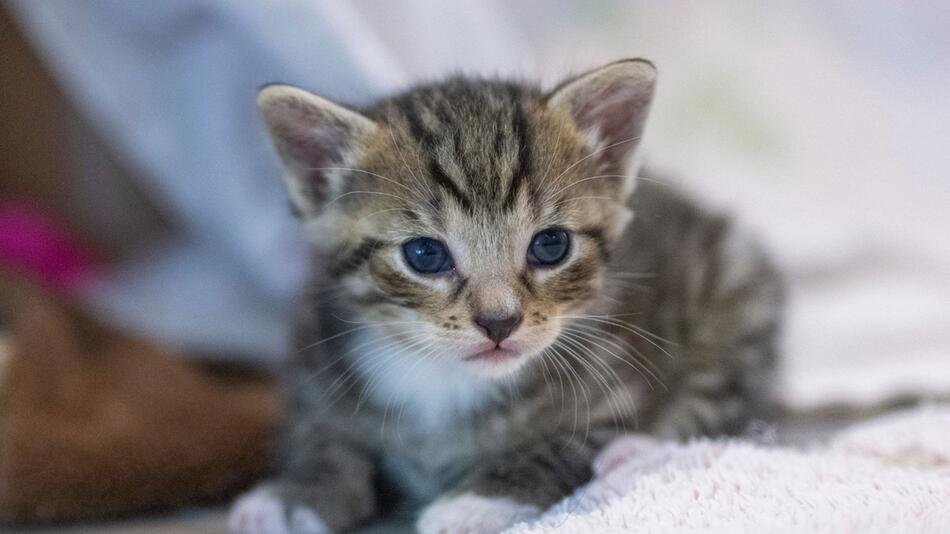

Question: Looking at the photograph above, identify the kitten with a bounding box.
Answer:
[230,59,783,533]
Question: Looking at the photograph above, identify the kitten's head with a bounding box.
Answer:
[260,59,656,379]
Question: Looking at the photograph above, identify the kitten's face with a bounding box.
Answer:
[260,60,656,379]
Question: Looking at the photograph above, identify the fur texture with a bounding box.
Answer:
[231,59,783,533]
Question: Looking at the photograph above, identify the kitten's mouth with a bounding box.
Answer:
[465,347,519,363]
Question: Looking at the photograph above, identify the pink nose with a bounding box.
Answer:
[473,313,523,345]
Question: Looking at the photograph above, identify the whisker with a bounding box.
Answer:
[557,314,678,351]
[635,175,675,188]
[557,334,632,432]
[534,350,558,411]
[539,348,568,428]
[326,190,412,206]
[564,323,665,379]
[319,333,430,407]
[359,334,438,413]
[552,195,615,209]
[554,172,676,192]
[319,329,432,405]
[547,135,642,188]
[297,323,388,352]
[539,127,563,187]
[330,315,429,326]
[606,271,656,279]
[303,327,422,380]
[560,327,665,391]
[603,280,652,292]
[383,342,443,439]
[302,166,414,193]
[551,339,596,442]
[385,104,438,200]
[550,174,629,197]
[355,207,419,224]
[547,344,582,441]
[558,312,643,320]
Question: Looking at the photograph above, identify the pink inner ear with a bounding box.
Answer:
[578,83,647,153]
[280,125,347,203]
[562,76,652,171]
[604,90,642,141]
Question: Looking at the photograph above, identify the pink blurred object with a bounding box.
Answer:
[0,203,100,295]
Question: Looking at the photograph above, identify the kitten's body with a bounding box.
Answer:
[231,61,783,533]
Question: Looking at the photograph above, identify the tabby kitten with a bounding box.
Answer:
[230,59,783,533]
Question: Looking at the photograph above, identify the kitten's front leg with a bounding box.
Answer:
[229,440,376,534]
[417,434,602,534]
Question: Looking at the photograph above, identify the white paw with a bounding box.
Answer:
[417,493,540,534]
[229,486,329,534]
[593,434,661,476]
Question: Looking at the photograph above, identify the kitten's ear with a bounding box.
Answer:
[547,59,656,170]
[258,85,377,217]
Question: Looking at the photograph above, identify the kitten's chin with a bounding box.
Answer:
[460,330,561,380]
[462,348,534,379]
[465,347,519,363]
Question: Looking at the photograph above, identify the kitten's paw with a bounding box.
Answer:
[593,434,661,476]
[417,493,540,534]
[229,485,329,534]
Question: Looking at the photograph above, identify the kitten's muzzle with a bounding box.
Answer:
[473,313,523,345]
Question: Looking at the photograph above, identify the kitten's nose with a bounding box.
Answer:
[474,313,523,345]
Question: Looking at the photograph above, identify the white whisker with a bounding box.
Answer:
[547,135,642,188]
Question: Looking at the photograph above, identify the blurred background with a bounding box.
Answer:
[1,0,948,530]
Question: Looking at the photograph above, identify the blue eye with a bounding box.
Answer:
[402,237,454,274]
[528,228,570,266]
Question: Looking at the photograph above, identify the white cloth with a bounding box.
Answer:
[506,405,950,533]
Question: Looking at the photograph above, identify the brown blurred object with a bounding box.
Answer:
[0,5,170,262]
[0,270,279,526]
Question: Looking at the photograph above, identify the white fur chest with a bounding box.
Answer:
[348,332,502,432]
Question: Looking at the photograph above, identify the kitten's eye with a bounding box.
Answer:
[528,228,571,266]
[402,237,454,274]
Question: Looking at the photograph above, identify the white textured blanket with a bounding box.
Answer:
[504,406,950,533]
